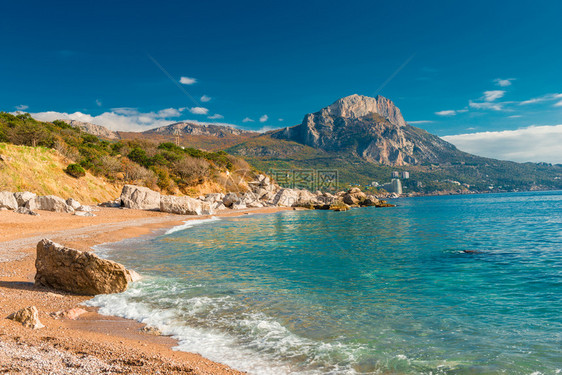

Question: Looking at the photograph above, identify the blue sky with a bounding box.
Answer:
[2,1,562,163]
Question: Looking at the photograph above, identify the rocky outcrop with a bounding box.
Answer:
[0,191,18,210]
[120,185,161,210]
[160,195,214,215]
[35,239,138,295]
[7,306,44,329]
[63,119,120,140]
[324,94,407,126]
[270,94,461,166]
[33,195,74,213]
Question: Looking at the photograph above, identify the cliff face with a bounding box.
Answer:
[63,120,120,140]
[270,94,460,166]
[145,122,257,138]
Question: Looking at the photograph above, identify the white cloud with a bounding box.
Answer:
[435,110,456,116]
[278,118,284,122]
[157,108,183,117]
[554,100,562,107]
[242,117,255,122]
[508,115,522,118]
[29,107,187,132]
[442,124,562,164]
[15,104,29,111]
[483,90,505,102]
[408,120,433,124]
[256,125,277,133]
[189,107,209,115]
[180,76,196,85]
[200,95,211,102]
[520,93,562,105]
[95,99,102,107]
[494,78,514,87]
[469,100,503,111]
[259,114,269,123]
[208,114,224,119]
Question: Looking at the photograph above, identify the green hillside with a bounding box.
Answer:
[0,112,255,196]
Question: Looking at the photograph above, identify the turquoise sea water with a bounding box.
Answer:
[89,191,562,374]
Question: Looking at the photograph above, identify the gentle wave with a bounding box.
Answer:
[86,279,362,375]
[164,216,221,235]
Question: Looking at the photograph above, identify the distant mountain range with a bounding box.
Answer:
[63,95,562,193]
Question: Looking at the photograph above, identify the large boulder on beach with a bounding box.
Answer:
[14,191,36,207]
[0,191,18,210]
[35,239,138,295]
[272,188,300,207]
[160,195,214,215]
[33,195,74,213]
[120,184,161,210]
[222,192,239,208]
[7,306,44,329]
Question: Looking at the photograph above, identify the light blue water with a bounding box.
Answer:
[89,191,562,374]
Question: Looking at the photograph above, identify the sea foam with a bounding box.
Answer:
[165,216,221,235]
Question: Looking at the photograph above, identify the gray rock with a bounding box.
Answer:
[213,202,227,211]
[66,198,82,210]
[160,195,215,215]
[34,195,74,213]
[14,191,36,207]
[204,193,225,203]
[272,189,300,207]
[120,185,161,210]
[74,211,95,217]
[15,206,38,216]
[222,192,239,208]
[0,191,18,210]
[232,202,247,210]
[35,239,137,295]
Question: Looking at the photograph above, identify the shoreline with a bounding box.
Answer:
[0,206,293,374]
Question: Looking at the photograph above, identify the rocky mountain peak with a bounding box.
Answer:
[324,94,406,127]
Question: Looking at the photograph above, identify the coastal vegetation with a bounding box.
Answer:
[0,112,254,196]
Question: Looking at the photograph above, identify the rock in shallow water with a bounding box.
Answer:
[35,239,138,295]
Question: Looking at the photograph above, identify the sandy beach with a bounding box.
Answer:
[0,206,291,374]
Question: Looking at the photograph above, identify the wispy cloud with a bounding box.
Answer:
[200,95,211,102]
[553,100,562,107]
[508,115,522,118]
[208,113,224,119]
[469,100,503,111]
[494,78,515,87]
[157,108,183,117]
[95,99,102,107]
[259,114,269,123]
[242,117,255,123]
[408,120,433,124]
[15,104,29,111]
[189,107,208,115]
[519,93,562,105]
[483,90,505,102]
[442,124,562,164]
[278,118,284,122]
[179,76,196,85]
[435,110,457,116]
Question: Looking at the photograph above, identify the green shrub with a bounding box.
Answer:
[64,163,86,178]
